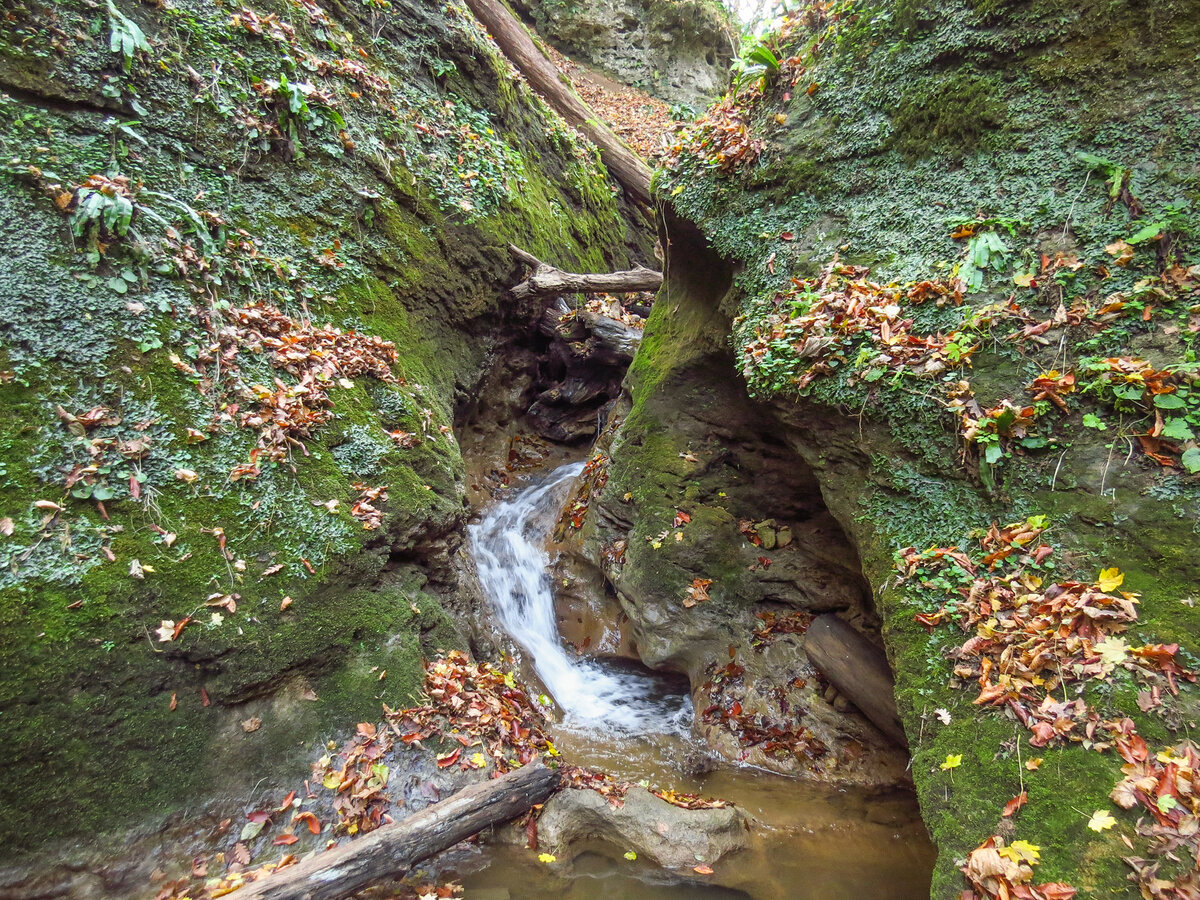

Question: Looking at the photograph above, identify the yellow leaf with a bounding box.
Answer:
[998,840,1041,864]
[623,851,637,861]
[1094,636,1129,666]
[1025,757,1042,770]
[1013,273,1036,288]
[538,853,557,864]
[470,753,487,768]
[940,754,962,771]
[1098,567,1125,592]
[1087,810,1116,832]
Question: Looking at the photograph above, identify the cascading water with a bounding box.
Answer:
[469,462,692,735]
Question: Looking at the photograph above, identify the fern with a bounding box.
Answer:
[107,1,150,73]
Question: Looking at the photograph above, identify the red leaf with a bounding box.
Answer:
[273,833,299,846]
[436,747,461,768]
[130,475,141,500]
[293,811,321,834]
[201,687,210,707]
[247,810,272,824]
[1001,791,1027,817]
[276,790,296,812]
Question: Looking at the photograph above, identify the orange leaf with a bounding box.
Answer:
[1001,791,1027,817]
[273,833,299,846]
[694,865,714,875]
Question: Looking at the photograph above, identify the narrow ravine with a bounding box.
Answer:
[469,462,693,736]
[456,462,936,899]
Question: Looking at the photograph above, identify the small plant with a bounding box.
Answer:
[107,0,150,73]
[70,174,135,267]
[731,41,781,93]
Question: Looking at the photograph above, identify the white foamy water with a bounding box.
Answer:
[469,462,692,736]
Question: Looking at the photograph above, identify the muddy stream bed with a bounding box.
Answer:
[426,463,935,899]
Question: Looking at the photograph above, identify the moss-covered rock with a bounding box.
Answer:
[0,0,635,855]
[598,0,1200,895]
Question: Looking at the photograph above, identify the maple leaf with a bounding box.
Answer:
[1087,809,1116,832]
[940,753,962,771]
[999,839,1041,865]
[1097,567,1125,592]
[155,620,177,642]
[1094,636,1130,667]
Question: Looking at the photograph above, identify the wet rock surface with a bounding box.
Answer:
[537,786,749,869]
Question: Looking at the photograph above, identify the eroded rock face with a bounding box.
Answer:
[553,217,912,788]
[513,0,734,109]
[537,786,749,869]
[0,0,635,856]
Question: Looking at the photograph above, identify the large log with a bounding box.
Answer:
[461,0,653,205]
[805,614,908,748]
[509,245,662,301]
[236,764,560,900]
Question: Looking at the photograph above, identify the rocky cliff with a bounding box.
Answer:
[580,0,1200,895]
[513,0,735,109]
[0,0,641,856]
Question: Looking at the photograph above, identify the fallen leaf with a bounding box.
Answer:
[1002,792,1028,817]
[693,865,714,875]
[623,851,637,861]
[169,692,177,711]
[1097,567,1124,592]
[941,753,962,771]
[538,853,556,864]
[0,517,13,536]
[241,717,262,733]
[1087,809,1116,832]
[280,596,294,611]
[273,833,299,846]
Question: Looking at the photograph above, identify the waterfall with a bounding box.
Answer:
[469,462,692,735]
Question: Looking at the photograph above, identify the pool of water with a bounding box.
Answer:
[454,464,935,899]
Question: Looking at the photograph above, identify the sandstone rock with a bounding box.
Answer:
[537,786,749,868]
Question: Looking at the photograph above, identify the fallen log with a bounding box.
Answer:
[509,245,661,301]
[461,0,653,205]
[236,764,560,900]
[805,614,908,748]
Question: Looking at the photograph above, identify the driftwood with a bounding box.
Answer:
[509,245,662,301]
[805,615,908,747]
[461,0,653,205]
[236,764,560,900]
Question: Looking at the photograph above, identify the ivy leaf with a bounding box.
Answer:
[1087,810,1116,832]
[1153,393,1186,409]
[1161,418,1195,441]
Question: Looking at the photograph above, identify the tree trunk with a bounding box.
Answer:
[509,245,662,300]
[461,0,653,205]
[805,615,908,748]
[236,764,560,900]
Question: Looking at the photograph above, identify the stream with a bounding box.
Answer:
[452,463,935,899]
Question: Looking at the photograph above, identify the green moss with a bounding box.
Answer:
[0,0,638,855]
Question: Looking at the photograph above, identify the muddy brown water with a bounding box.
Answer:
[447,466,936,899]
